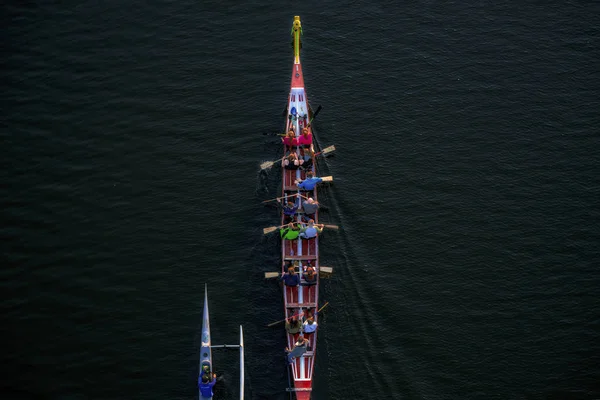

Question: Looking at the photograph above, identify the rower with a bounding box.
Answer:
[282,128,298,152]
[280,196,300,223]
[299,219,323,239]
[298,127,312,147]
[300,147,314,170]
[280,265,300,287]
[295,171,323,191]
[303,316,318,338]
[285,315,303,335]
[302,265,317,286]
[280,222,300,240]
[286,334,309,363]
[282,152,304,170]
[301,197,319,221]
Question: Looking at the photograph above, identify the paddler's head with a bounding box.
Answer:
[302,128,309,136]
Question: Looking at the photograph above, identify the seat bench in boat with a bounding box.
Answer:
[284,255,317,260]
[286,302,317,308]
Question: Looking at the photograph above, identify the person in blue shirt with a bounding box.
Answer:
[299,219,323,239]
[198,370,217,398]
[280,265,300,287]
[295,171,323,191]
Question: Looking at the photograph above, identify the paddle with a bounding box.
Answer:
[260,155,285,170]
[259,145,335,171]
[319,145,336,155]
[263,225,283,235]
[261,193,301,204]
[264,222,299,235]
[267,302,330,327]
[307,105,322,127]
[311,224,339,230]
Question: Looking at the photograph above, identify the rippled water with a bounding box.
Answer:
[3,1,600,399]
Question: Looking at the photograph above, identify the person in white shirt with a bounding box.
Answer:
[303,316,318,338]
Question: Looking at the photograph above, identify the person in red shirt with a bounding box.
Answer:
[282,128,298,152]
[298,127,312,147]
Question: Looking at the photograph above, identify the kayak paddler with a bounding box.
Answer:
[198,365,217,398]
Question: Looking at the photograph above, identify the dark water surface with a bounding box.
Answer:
[3,1,600,399]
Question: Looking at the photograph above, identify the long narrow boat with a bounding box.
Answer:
[279,16,321,399]
[199,285,245,400]
[199,286,213,399]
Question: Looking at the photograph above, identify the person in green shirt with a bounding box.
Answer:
[285,315,302,335]
[280,222,300,240]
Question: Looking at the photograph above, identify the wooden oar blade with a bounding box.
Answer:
[263,226,279,235]
[321,176,333,182]
[322,145,336,154]
[260,160,274,170]
[320,266,333,276]
[324,224,339,230]
[264,272,279,279]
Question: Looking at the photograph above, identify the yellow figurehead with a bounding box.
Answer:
[291,16,302,64]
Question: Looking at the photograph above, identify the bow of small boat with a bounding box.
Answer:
[199,285,212,399]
